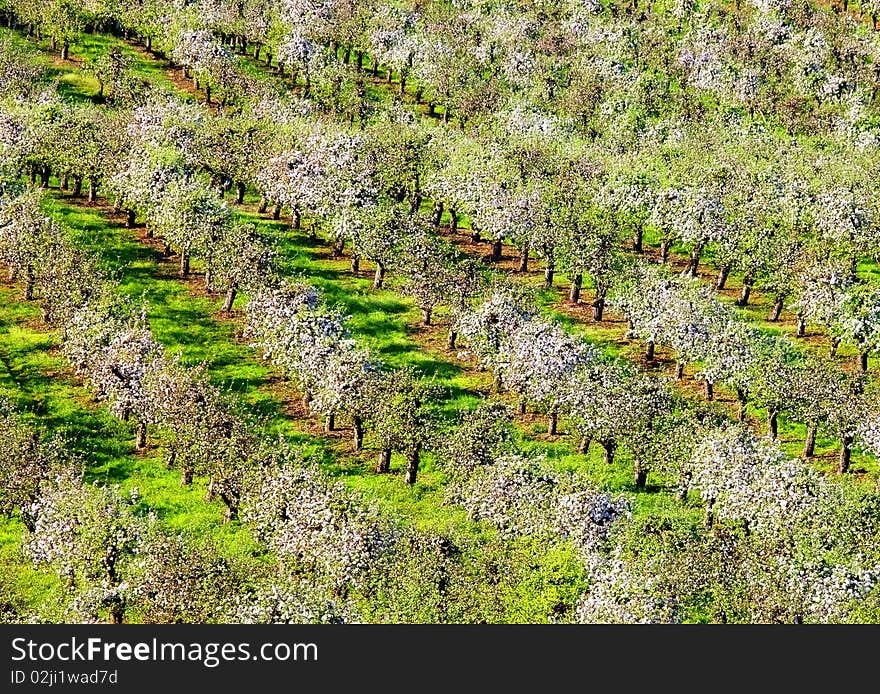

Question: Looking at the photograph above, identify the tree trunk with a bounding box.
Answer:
[518,246,529,272]
[796,315,806,337]
[838,434,853,474]
[60,174,68,190]
[126,209,136,227]
[704,380,713,401]
[376,448,392,473]
[544,263,554,289]
[492,371,503,393]
[272,203,281,220]
[333,237,344,257]
[569,274,582,303]
[660,239,671,263]
[704,502,714,530]
[421,308,432,326]
[432,201,444,229]
[325,414,335,432]
[675,362,685,380]
[678,473,691,503]
[409,194,422,216]
[135,421,147,450]
[350,256,360,274]
[404,446,421,485]
[302,391,311,410]
[634,463,647,489]
[447,330,457,350]
[181,468,193,486]
[61,42,69,60]
[736,389,747,422]
[578,436,592,454]
[492,239,502,261]
[72,177,82,197]
[716,266,730,290]
[548,411,558,436]
[767,408,778,439]
[179,251,190,278]
[804,424,816,458]
[373,263,385,289]
[258,198,268,214]
[645,341,655,362]
[109,600,124,625]
[860,351,869,372]
[602,439,616,465]
[222,287,237,312]
[221,494,238,522]
[353,416,364,451]
[688,243,703,277]
[633,225,643,254]
[736,276,753,306]
[591,296,604,321]
[449,208,458,234]
[236,182,245,204]
[830,338,840,358]
[769,296,784,321]
[23,269,34,300]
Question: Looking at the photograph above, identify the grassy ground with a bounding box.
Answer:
[40,189,700,519]
[1,29,181,102]
[0,182,703,618]
[3,25,875,621]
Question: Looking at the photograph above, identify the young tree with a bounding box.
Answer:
[26,472,152,623]
[0,400,69,530]
[242,457,396,591]
[229,577,356,623]
[152,176,232,278]
[133,531,242,623]
[439,402,514,486]
[208,221,276,312]
[76,311,166,450]
[367,366,442,484]
[834,283,880,371]
[498,318,599,433]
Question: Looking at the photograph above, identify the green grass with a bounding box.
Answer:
[1,28,183,103]
[0,279,269,614]
[6,24,877,622]
[16,24,878,502]
[33,184,709,534]
[34,194,488,529]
